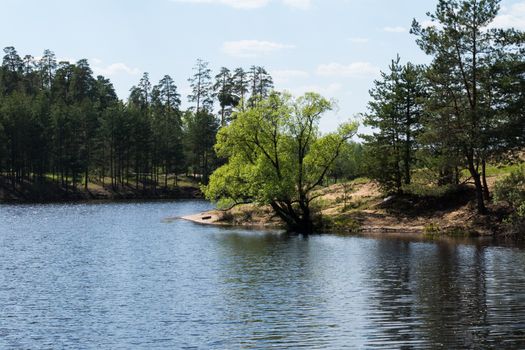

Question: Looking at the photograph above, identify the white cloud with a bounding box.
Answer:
[316,62,379,78]
[383,26,407,33]
[222,40,295,58]
[271,69,309,84]
[171,0,310,9]
[92,61,141,76]
[490,2,525,30]
[348,37,369,44]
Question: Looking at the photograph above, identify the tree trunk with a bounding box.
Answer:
[467,152,486,214]
[404,95,412,185]
[84,166,88,191]
[270,199,313,234]
[482,158,490,201]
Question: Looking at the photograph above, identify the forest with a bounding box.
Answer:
[0,50,274,196]
[1,0,524,234]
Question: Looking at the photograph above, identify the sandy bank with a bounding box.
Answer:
[181,178,509,237]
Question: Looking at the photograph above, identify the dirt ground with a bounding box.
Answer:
[182,176,508,237]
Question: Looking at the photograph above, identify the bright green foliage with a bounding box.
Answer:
[204,92,357,232]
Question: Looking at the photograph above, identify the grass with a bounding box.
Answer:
[483,162,524,177]
[459,161,525,178]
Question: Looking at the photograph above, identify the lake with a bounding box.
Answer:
[1,200,525,349]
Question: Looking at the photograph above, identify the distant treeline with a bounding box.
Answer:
[0,49,274,191]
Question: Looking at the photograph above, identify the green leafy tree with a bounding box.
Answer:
[204,92,357,233]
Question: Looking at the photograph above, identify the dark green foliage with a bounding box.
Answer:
[329,142,365,183]
[494,166,525,214]
[494,166,525,235]
[247,66,274,107]
[362,56,425,194]
[411,0,524,213]
[213,67,237,126]
[188,59,213,113]
[0,46,275,194]
[184,110,219,184]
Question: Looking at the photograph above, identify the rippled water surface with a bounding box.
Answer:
[1,200,525,349]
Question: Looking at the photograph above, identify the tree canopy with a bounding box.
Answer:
[204,92,357,232]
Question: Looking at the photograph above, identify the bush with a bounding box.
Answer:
[423,222,441,236]
[403,183,458,198]
[494,166,525,235]
[322,215,361,233]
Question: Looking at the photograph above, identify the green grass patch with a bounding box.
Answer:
[322,214,361,233]
[459,162,525,178]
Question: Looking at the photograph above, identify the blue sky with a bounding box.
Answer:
[1,0,524,132]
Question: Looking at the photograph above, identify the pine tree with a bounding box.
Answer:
[411,0,524,213]
[362,56,425,193]
[188,59,213,112]
[232,67,249,111]
[213,67,237,126]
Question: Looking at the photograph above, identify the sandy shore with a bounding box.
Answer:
[181,211,225,226]
[181,208,284,229]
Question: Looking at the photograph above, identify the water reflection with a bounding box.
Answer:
[1,202,525,348]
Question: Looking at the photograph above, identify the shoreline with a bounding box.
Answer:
[0,185,203,204]
[180,208,504,246]
[181,210,426,233]
[181,179,508,239]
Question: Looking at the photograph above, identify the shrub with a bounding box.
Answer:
[494,166,525,236]
[322,215,361,233]
[423,222,441,236]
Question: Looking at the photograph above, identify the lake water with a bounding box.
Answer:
[1,200,525,349]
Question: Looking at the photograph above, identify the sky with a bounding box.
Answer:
[1,0,524,133]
